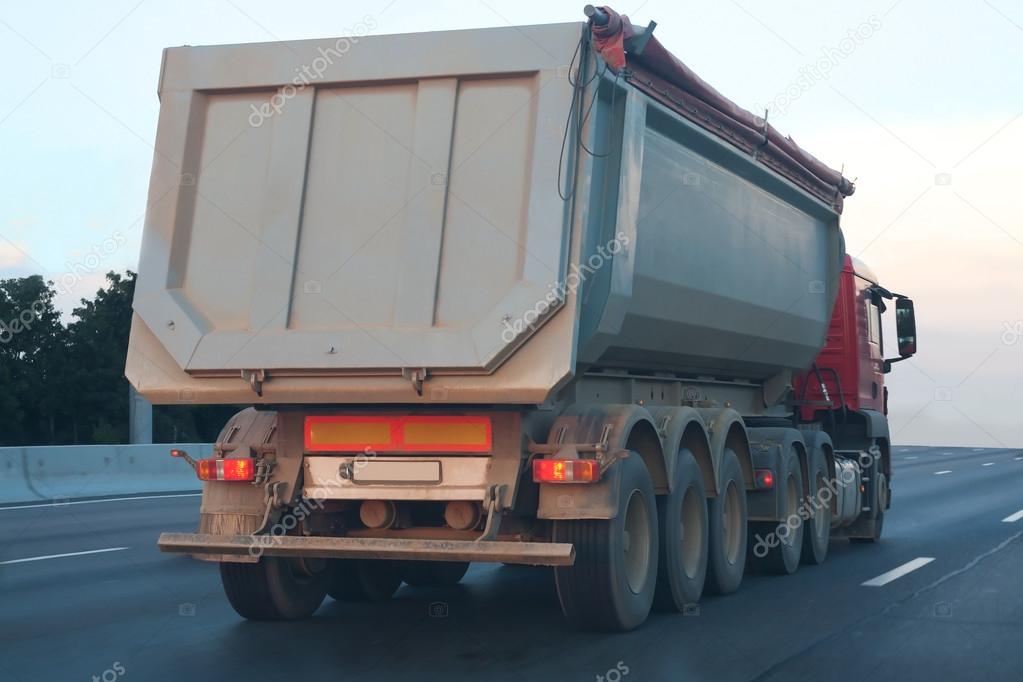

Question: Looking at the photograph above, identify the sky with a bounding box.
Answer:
[0,0,1021,447]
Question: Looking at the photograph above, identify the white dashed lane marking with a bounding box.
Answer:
[934,470,952,475]
[0,547,129,565]
[0,493,201,512]
[1002,510,1023,523]
[862,557,936,587]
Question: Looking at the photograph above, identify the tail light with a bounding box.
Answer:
[533,459,601,483]
[196,458,255,482]
[754,468,774,490]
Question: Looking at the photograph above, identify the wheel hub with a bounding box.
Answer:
[622,489,651,594]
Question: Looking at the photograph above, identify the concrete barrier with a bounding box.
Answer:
[0,443,213,504]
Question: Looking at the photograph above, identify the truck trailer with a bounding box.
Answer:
[131,6,918,630]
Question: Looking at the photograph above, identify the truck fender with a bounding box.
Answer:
[196,408,305,562]
[860,409,891,442]
[693,408,754,496]
[745,427,809,522]
[646,406,714,497]
[537,404,664,520]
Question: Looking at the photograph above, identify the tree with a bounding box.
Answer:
[0,271,239,446]
[0,275,68,445]
[63,271,137,444]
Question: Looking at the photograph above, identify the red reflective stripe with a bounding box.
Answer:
[304,415,492,453]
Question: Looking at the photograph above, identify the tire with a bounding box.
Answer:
[554,453,659,632]
[220,557,328,620]
[706,448,747,595]
[328,560,402,601]
[800,452,831,565]
[654,448,709,612]
[850,470,887,544]
[401,561,469,587]
[750,446,804,575]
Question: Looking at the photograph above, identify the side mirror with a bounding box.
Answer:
[895,297,916,358]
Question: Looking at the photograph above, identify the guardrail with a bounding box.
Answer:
[0,443,213,505]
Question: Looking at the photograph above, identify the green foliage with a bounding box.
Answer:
[0,272,238,446]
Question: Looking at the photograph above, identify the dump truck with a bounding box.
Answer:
[130,6,918,630]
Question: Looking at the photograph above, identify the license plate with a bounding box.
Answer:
[351,460,441,484]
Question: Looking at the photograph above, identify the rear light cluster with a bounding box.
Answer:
[171,448,256,482]
[196,458,255,482]
[533,458,601,484]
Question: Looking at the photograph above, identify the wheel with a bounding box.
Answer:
[750,446,804,575]
[328,560,402,601]
[401,561,469,587]
[220,557,328,620]
[654,448,709,612]
[554,453,658,631]
[706,448,747,595]
[850,470,887,544]
[800,451,831,565]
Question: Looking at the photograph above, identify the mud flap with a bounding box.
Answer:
[195,408,304,562]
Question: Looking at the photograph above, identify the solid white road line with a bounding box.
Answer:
[983,462,995,467]
[1002,510,1023,523]
[862,557,936,587]
[934,470,952,475]
[0,493,201,512]
[0,547,129,565]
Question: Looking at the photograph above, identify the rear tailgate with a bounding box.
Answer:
[131,23,583,391]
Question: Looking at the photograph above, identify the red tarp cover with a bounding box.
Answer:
[591,7,855,213]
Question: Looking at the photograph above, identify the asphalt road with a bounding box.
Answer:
[2,446,1022,682]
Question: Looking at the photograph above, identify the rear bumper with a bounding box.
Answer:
[157,532,575,566]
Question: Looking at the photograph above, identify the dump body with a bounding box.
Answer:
[127,21,845,407]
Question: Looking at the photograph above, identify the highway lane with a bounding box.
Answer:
[1,446,1021,681]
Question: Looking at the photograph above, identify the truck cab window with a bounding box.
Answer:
[867,301,882,349]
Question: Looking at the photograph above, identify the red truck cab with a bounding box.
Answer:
[795,255,917,424]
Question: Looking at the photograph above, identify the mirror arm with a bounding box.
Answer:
[883,355,912,373]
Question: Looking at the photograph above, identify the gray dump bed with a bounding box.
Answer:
[127,20,846,406]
